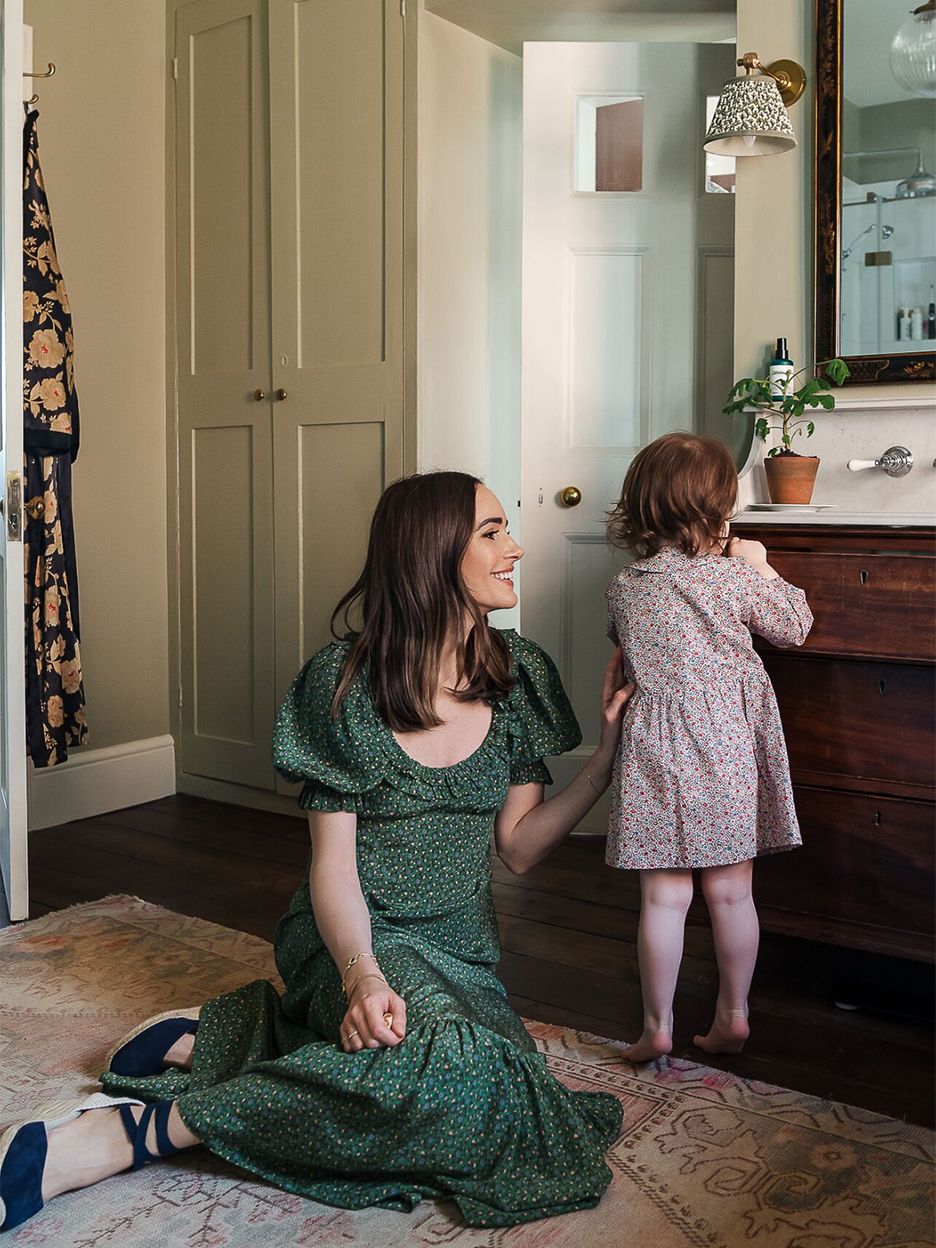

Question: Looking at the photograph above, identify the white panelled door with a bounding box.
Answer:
[520,42,734,831]
[0,0,27,917]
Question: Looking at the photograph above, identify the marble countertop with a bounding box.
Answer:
[736,509,936,527]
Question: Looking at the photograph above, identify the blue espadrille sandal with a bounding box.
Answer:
[105,1012,199,1078]
[0,1093,187,1232]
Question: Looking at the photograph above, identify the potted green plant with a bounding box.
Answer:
[723,358,851,503]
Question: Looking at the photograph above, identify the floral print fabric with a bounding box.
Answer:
[22,107,87,767]
[605,547,813,870]
[101,631,624,1228]
[23,106,78,459]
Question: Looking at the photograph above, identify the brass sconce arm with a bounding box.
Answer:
[737,51,807,106]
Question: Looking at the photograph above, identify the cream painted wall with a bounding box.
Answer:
[734,0,935,510]
[416,4,523,548]
[25,0,170,749]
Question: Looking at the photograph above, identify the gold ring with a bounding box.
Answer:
[347,1029,359,1040]
[383,1013,393,1026]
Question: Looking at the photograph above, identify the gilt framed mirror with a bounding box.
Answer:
[815,0,936,383]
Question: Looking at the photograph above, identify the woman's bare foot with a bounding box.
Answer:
[42,1104,199,1202]
[618,1028,673,1064]
[163,1031,195,1070]
[694,1007,749,1055]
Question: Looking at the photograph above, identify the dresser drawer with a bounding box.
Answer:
[763,553,936,662]
[756,788,934,941]
[764,654,935,795]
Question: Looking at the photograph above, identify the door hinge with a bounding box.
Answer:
[3,472,23,542]
[400,0,405,17]
[171,57,178,80]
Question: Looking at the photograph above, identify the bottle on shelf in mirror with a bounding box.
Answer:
[910,307,923,341]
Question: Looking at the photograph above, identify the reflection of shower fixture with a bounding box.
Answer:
[842,223,876,259]
[897,153,936,197]
[843,147,936,198]
[881,224,895,240]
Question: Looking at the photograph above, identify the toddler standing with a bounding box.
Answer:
[605,432,813,1061]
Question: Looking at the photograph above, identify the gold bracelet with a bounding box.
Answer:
[585,769,603,796]
[345,972,388,1000]
[340,951,376,993]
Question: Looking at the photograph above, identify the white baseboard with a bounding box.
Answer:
[27,735,177,831]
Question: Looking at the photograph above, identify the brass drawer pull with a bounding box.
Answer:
[878,679,886,695]
[859,569,868,586]
[873,811,882,825]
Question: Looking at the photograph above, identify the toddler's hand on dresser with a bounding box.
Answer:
[726,537,780,580]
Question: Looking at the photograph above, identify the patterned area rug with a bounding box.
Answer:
[2,895,932,1247]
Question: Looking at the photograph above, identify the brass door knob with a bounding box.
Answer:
[275,388,288,401]
[559,486,582,507]
[253,389,267,401]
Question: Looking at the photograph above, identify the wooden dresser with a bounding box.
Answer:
[732,520,935,963]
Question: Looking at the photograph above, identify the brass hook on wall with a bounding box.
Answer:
[24,62,55,105]
[23,62,56,79]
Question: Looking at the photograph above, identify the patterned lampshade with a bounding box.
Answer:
[703,75,797,156]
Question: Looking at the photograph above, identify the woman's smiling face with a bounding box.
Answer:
[461,485,523,615]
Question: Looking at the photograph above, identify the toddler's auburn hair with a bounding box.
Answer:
[607,432,738,558]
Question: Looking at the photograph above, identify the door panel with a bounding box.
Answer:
[520,42,735,829]
[0,0,27,917]
[298,422,385,660]
[270,0,405,787]
[176,0,275,788]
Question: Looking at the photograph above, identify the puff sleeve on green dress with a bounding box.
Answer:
[272,641,387,812]
[502,631,583,786]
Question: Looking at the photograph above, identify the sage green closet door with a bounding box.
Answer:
[175,0,277,789]
[268,0,406,776]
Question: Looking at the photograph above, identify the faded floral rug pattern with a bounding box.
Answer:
[1,895,932,1248]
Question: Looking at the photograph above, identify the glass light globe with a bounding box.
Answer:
[890,2,936,98]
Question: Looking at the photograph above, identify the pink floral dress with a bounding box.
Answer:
[605,547,813,870]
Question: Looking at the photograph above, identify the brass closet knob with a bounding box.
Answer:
[275,388,288,401]
[559,486,582,507]
[253,389,267,401]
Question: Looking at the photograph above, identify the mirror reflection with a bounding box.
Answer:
[841,0,936,355]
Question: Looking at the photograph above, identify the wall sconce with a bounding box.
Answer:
[704,52,806,157]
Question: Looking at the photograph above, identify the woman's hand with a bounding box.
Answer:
[596,646,635,762]
[340,977,407,1053]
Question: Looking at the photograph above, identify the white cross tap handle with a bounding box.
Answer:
[846,447,913,478]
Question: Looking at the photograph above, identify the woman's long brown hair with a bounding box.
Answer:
[330,472,514,731]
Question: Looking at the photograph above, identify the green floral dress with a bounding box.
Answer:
[101,630,624,1228]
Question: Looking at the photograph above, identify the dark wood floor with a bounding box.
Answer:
[25,794,934,1127]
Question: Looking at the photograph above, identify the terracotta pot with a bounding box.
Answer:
[764,454,820,504]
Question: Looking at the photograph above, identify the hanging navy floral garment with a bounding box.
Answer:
[23,105,87,767]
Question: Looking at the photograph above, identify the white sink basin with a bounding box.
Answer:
[736,510,936,527]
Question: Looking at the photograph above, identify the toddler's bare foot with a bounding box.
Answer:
[618,1028,673,1064]
[694,1008,749,1055]
[163,1031,195,1070]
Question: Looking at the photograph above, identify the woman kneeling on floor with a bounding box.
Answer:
[1,471,633,1232]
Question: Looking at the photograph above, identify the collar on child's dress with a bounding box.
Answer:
[627,547,719,574]
[626,547,679,574]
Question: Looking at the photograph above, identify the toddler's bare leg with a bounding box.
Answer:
[694,859,757,1054]
[620,868,693,1063]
